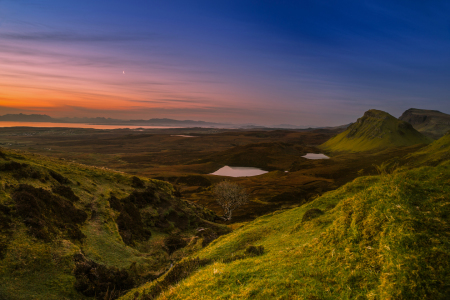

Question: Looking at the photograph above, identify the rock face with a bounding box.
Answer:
[320,109,432,152]
[399,108,450,139]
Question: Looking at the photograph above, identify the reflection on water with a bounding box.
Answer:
[210,166,268,177]
[302,153,330,159]
[170,135,196,138]
[0,121,176,130]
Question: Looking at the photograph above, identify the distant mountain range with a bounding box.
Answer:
[3,109,448,132]
[0,113,325,129]
[0,113,54,122]
[0,113,232,128]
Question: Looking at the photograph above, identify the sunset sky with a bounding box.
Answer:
[0,1,449,126]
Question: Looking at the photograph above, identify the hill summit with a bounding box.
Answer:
[399,108,450,139]
[320,109,431,152]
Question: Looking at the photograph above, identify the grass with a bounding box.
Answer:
[405,131,450,166]
[0,150,151,299]
[321,109,432,152]
[0,229,85,300]
[3,125,420,225]
[1,125,449,299]
[119,160,450,300]
[0,147,226,299]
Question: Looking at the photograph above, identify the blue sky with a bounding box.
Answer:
[0,0,449,126]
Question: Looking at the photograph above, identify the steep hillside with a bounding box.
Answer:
[321,109,431,152]
[0,148,228,300]
[405,130,450,166]
[120,162,450,300]
[399,108,450,139]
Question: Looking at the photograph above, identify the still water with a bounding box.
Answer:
[302,153,330,159]
[210,166,268,177]
[0,121,176,130]
[170,135,196,137]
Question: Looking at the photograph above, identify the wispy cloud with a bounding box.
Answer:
[0,31,157,43]
[54,104,257,121]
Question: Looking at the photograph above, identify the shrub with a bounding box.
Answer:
[163,234,188,255]
[73,253,134,300]
[245,245,265,256]
[196,227,218,247]
[108,194,152,246]
[12,184,87,242]
[301,208,324,223]
[131,176,145,188]
[52,185,80,202]
[134,257,211,300]
[48,170,70,184]
[0,161,26,171]
[0,204,13,259]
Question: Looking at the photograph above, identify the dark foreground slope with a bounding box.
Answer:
[120,161,450,300]
[0,148,228,300]
[321,109,431,152]
[399,108,450,139]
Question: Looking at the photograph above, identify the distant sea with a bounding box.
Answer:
[0,121,177,130]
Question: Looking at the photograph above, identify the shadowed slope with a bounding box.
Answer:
[399,108,450,139]
[0,148,228,300]
[321,109,431,152]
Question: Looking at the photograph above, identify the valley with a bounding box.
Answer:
[0,124,425,223]
[0,108,449,300]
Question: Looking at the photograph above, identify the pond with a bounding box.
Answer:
[170,135,196,138]
[210,166,268,177]
[302,153,330,159]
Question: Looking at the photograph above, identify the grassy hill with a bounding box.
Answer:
[119,161,450,300]
[405,130,450,166]
[399,108,450,139]
[320,109,432,152]
[0,148,228,300]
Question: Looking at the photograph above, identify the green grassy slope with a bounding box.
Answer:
[399,108,450,139]
[120,162,450,300]
[405,130,450,166]
[0,148,228,300]
[321,109,432,152]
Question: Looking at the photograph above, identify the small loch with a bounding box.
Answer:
[302,153,330,160]
[210,166,268,177]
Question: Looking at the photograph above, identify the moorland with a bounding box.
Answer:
[0,122,424,223]
[0,108,449,299]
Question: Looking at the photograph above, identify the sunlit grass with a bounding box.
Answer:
[321,109,432,152]
[121,161,450,300]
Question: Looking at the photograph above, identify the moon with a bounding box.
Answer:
[123,71,125,74]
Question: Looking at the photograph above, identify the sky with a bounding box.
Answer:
[0,0,449,126]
